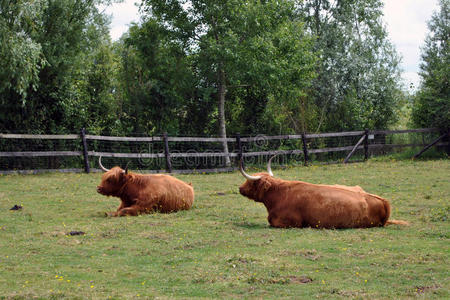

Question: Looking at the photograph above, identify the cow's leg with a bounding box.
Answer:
[107,199,156,217]
[105,202,125,217]
[117,206,141,216]
[268,212,303,228]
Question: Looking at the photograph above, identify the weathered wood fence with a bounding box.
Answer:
[0,128,448,174]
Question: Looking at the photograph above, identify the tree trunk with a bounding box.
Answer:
[314,0,321,36]
[218,68,231,167]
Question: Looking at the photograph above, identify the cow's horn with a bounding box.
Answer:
[267,154,278,177]
[124,161,131,174]
[239,159,262,181]
[98,156,110,172]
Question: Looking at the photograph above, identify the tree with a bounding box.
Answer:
[412,0,449,130]
[0,0,118,133]
[0,0,47,100]
[116,20,201,135]
[299,0,402,131]
[0,0,47,132]
[141,0,316,165]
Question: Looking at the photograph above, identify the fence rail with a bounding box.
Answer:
[0,134,79,139]
[0,128,448,174]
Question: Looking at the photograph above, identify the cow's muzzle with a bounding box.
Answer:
[96,186,104,194]
[239,186,247,196]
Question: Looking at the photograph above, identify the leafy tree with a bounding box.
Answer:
[62,40,120,134]
[116,20,202,135]
[412,0,449,130]
[141,0,316,165]
[0,0,47,132]
[0,0,118,133]
[299,0,402,131]
[0,0,46,100]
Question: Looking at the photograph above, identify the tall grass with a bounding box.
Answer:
[0,158,448,299]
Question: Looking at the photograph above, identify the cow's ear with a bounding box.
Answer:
[118,168,127,179]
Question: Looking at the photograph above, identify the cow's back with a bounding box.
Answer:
[140,174,194,212]
[266,181,389,228]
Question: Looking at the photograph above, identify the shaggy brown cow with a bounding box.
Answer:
[97,157,194,216]
[239,157,408,229]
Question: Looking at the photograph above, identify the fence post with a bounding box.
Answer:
[163,132,172,173]
[80,128,90,173]
[364,129,369,160]
[446,129,450,156]
[301,133,308,166]
[235,133,243,167]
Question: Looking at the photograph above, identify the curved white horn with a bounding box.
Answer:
[239,159,262,181]
[267,154,278,177]
[98,156,110,172]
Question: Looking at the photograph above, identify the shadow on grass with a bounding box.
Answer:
[234,221,395,232]
[91,211,110,218]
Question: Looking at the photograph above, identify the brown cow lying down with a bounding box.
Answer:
[97,157,194,216]
[239,157,408,229]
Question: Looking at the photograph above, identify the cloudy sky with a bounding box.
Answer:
[102,0,440,90]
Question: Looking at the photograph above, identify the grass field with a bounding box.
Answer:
[0,158,448,299]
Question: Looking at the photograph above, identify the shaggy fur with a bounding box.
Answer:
[239,172,408,229]
[97,167,194,216]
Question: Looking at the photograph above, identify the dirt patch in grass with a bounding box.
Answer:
[415,284,441,294]
[331,289,367,298]
[9,204,23,210]
[66,230,86,236]
[289,275,313,284]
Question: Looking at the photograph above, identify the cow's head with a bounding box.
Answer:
[239,156,276,202]
[96,156,129,196]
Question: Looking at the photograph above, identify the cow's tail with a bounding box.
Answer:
[385,219,410,226]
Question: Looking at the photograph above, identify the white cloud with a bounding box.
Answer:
[401,72,422,91]
[382,0,440,89]
[101,0,140,40]
[109,25,131,40]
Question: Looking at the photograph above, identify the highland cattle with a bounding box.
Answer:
[238,157,408,228]
[97,157,194,216]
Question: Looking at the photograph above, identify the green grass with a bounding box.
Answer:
[0,159,449,299]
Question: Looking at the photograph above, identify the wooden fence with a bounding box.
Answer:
[0,128,448,174]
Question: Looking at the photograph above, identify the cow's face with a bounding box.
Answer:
[97,167,127,196]
[239,173,272,202]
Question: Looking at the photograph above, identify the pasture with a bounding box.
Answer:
[0,159,448,299]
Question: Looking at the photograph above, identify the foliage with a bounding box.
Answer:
[0,0,118,134]
[0,0,441,137]
[116,19,204,135]
[299,0,402,131]
[0,0,47,100]
[139,0,317,138]
[0,160,448,298]
[412,0,450,130]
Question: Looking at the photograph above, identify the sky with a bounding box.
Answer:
[102,0,441,90]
